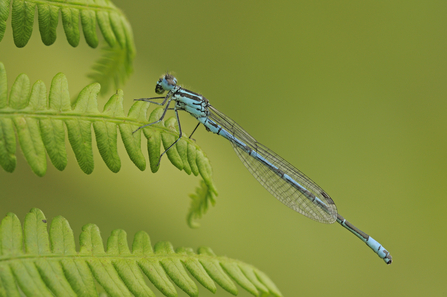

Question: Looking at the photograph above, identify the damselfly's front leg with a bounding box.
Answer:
[134,97,165,105]
[132,94,173,134]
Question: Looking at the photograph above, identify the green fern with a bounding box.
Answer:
[87,44,134,96]
[0,0,136,96]
[187,180,216,229]
[0,62,217,226]
[0,208,283,297]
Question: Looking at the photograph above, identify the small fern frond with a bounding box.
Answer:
[188,180,217,229]
[87,44,134,96]
[0,62,217,222]
[0,208,283,297]
[1,0,136,97]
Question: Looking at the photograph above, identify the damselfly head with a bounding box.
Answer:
[155,74,178,94]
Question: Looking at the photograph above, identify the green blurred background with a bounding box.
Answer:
[1,1,446,296]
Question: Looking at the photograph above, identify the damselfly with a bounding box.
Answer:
[135,74,392,264]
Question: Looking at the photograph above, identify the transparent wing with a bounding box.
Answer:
[209,105,337,223]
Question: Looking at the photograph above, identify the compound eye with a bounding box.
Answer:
[155,83,165,94]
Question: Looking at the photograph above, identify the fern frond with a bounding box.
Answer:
[188,180,217,229]
[87,44,134,96]
[0,62,217,221]
[0,208,283,297]
[1,0,136,97]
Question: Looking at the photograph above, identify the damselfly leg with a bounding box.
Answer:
[132,94,174,133]
[133,93,185,165]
